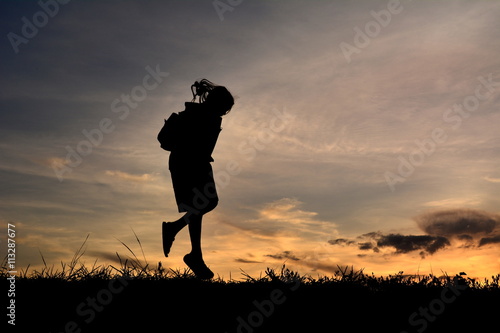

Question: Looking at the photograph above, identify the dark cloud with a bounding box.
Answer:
[415,209,499,237]
[457,234,474,241]
[360,232,382,239]
[328,209,500,259]
[358,242,374,250]
[376,234,450,256]
[235,258,262,264]
[479,235,500,247]
[328,238,355,246]
[329,232,450,257]
[265,251,300,261]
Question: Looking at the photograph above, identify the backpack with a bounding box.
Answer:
[157,113,180,151]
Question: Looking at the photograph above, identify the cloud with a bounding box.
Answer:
[105,170,154,182]
[258,198,319,225]
[224,198,338,239]
[414,209,500,237]
[329,233,450,258]
[234,258,262,264]
[357,242,375,251]
[483,176,500,183]
[479,235,500,247]
[423,198,481,207]
[328,238,355,246]
[328,209,500,260]
[265,251,300,262]
[376,234,450,257]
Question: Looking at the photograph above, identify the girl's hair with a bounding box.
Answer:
[191,79,234,116]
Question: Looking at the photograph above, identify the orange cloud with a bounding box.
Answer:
[105,170,154,182]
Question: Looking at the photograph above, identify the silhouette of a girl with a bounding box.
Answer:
[159,79,234,279]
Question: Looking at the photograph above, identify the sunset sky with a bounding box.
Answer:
[1,0,499,280]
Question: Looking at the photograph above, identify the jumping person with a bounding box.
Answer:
[158,79,234,279]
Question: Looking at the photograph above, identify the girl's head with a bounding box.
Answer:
[191,79,234,116]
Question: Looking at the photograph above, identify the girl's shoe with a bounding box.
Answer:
[183,253,214,279]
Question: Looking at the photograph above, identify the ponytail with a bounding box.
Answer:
[191,79,234,116]
[191,79,217,104]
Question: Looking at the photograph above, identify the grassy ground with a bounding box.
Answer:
[3,237,499,332]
